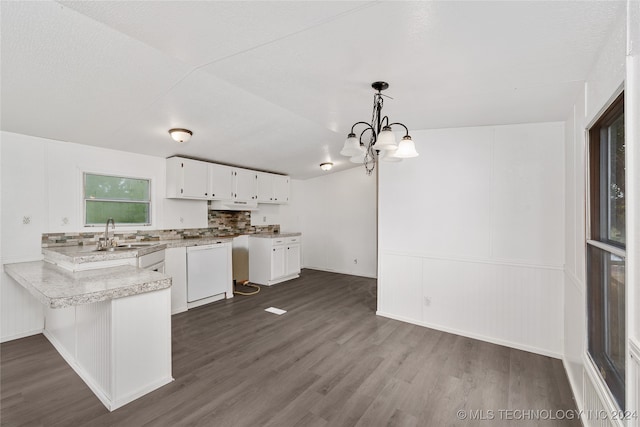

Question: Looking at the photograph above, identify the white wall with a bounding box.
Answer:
[299,166,377,278]
[626,0,640,366]
[378,122,565,357]
[278,179,304,233]
[1,133,47,340]
[0,131,207,341]
[563,2,640,423]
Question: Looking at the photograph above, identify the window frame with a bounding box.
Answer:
[83,172,152,227]
[586,91,626,411]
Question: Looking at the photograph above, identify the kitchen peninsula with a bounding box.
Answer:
[4,244,173,411]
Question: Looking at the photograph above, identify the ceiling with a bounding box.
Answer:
[0,1,624,179]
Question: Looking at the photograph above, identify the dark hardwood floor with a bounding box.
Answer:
[1,269,579,426]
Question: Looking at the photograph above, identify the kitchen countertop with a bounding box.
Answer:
[42,242,168,265]
[5,232,300,309]
[42,237,235,265]
[3,261,171,309]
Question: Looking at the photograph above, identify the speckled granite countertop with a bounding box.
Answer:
[42,237,236,265]
[3,262,171,309]
[249,232,301,239]
[42,243,168,265]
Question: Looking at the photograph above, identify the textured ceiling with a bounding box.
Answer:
[0,1,625,179]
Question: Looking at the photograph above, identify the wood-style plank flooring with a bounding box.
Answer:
[1,269,579,426]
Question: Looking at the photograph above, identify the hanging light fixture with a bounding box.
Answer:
[168,128,193,143]
[341,82,418,174]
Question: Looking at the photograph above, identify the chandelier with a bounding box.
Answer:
[340,81,418,175]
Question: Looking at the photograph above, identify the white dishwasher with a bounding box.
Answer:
[186,242,231,306]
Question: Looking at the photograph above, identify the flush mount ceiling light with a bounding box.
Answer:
[341,82,418,175]
[320,162,333,171]
[168,128,193,143]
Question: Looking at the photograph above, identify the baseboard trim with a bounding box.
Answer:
[0,328,43,343]
[376,311,562,359]
[110,376,174,411]
[302,267,377,279]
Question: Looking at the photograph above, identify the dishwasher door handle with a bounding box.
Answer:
[187,243,224,252]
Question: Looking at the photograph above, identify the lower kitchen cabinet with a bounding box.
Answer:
[165,247,188,314]
[249,234,301,286]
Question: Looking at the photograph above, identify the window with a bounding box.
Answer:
[83,173,151,226]
[587,92,625,410]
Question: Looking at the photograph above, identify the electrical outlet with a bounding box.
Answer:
[424,297,431,306]
[263,216,267,222]
[179,217,184,223]
[22,216,31,225]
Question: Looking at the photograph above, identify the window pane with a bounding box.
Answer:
[605,114,625,244]
[587,244,625,409]
[86,201,150,225]
[85,174,150,201]
[605,251,625,374]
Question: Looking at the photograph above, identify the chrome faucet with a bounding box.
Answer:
[98,218,116,250]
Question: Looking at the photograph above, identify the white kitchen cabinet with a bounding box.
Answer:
[271,245,286,280]
[167,156,289,204]
[285,242,301,276]
[166,157,209,199]
[249,235,301,286]
[256,172,289,204]
[256,172,274,203]
[273,175,290,203]
[165,247,187,314]
[233,168,257,201]
[209,163,233,200]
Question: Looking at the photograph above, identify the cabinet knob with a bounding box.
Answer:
[212,193,215,197]
[205,193,208,196]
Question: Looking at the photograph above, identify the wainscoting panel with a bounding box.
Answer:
[0,272,44,342]
[378,251,563,357]
[583,365,618,427]
[76,300,112,396]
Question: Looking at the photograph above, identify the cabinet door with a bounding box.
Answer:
[233,169,257,201]
[271,246,286,280]
[273,175,290,203]
[209,164,233,200]
[181,159,209,199]
[286,244,301,275]
[256,172,274,203]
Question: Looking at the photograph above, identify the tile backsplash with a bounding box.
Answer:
[42,211,279,247]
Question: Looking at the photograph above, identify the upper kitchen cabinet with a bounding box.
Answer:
[232,168,257,201]
[208,163,233,200]
[167,156,288,204]
[166,157,209,199]
[273,175,290,203]
[257,172,289,204]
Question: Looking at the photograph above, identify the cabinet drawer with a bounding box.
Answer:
[271,238,286,246]
[285,236,300,244]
